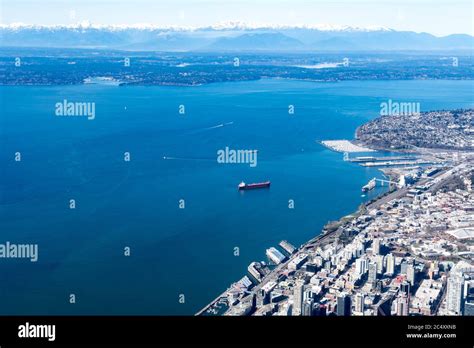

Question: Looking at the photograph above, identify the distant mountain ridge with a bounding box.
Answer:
[0,21,393,31]
[1,23,473,51]
[207,33,305,51]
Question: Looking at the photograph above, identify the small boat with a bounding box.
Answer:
[238,181,271,190]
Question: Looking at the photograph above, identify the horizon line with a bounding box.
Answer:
[1,21,473,38]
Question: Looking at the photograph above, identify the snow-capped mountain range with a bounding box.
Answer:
[1,21,472,51]
[0,21,392,32]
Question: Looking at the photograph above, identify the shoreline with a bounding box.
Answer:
[197,107,474,316]
[3,77,474,88]
[197,109,467,316]
[196,137,399,315]
[196,183,397,316]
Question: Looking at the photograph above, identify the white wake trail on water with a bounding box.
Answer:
[162,156,215,161]
[186,121,234,134]
[204,121,234,130]
[166,121,234,161]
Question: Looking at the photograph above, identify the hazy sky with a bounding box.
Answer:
[1,0,473,36]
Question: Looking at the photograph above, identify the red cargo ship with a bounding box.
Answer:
[238,181,271,190]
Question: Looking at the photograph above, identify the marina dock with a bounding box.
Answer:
[360,159,438,167]
[348,155,418,163]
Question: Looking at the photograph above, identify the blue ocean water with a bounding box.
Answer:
[0,79,473,314]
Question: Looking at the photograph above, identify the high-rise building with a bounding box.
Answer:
[304,288,312,298]
[464,298,474,316]
[355,258,368,276]
[292,281,304,316]
[302,298,314,316]
[353,293,365,315]
[400,281,411,298]
[385,253,395,275]
[400,262,408,275]
[464,280,474,316]
[447,274,464,315]
[375,255,384,274]
[375,280,384,293]
[429,261,439,279]
[368,262,377,286]
[464,281,474,316]
[463,279,473,299]
[401,258,413,274]
[396,294,409,316]
[336,293,351,316]
[372,238,380,255]
[356,241,365,257]
[407,264,416,286]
